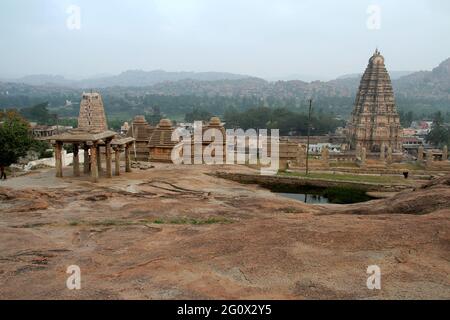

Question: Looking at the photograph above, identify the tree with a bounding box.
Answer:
[426,111,450,147]
[185,107,212,122]
[19,102,57,125]
[0,110,34,167]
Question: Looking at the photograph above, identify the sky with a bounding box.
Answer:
[1,0,449,80]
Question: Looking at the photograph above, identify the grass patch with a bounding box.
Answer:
[279,171,409,184]
[157,217,232,225]
[67,217,233,227]
[280,207,299,213]
[330,162,359,168]
[90,219,136,227]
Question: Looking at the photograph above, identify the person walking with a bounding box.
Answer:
[0,165,6,180]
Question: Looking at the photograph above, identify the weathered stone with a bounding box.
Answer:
[380,142,386,161]
[348,50,402,152]
[387,146,393,165]
[418,146,424,161]
[361,147,367,168]
[296,145,305,167]
[78,92,108,133]
[148,119,177,163]
[321,146,330,168]
[126,116,154,161]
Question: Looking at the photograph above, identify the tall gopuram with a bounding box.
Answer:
[77,92,108,133]
[348,49,402,152]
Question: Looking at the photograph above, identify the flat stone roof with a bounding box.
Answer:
[111,137,136,146]
[47,130,117,143]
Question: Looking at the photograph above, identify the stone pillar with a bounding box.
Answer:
[90,144,99,183]
[442,145,448,161]
[361,147,367,168]
[380,143,386,161]
[426,150,433,169]
[105,140,112,178]
[83,145,90,174]
[97,145,102,174]
[418,145,424,161]
[387,146,393,165]
[54,141,63,178]
[355,144,361,158]
[321,146,329,168]
[125,144,131,173]
[296,145,305,167]
[73,143,80,177]
[114,148,121,176]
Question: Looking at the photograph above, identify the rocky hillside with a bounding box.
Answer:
[394,58,450,100]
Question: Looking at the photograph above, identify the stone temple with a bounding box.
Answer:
[348,49,402,152]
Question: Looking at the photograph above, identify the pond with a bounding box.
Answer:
[275,192,331,204]
[266,184,374,204]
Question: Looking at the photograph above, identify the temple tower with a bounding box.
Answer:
[348,50,402,152]
[77,92,108,133]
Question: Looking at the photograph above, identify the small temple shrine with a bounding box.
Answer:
[148,118,177,162]
[126,115,154,161]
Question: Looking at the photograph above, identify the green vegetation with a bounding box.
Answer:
[161,217,232,225]
[30,140,53,159]
[19,102,57,125]
[223,106,344,135]
[279,171,410,184]
[0,110,34,167]
[185,107,212,122]
[67,217,232,227]
[426,111,450,148]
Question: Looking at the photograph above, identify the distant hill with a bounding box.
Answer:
[1,58,449,119]
[394,58,450,100]
[337,70,416,80]
[11,70,252,88]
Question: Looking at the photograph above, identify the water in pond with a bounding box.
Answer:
[265,184,374,204]
[276,192,330,204]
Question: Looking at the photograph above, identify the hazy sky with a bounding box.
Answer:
[1,0,449,80]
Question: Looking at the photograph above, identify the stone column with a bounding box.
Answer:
[361,147,367,168]
[54,141,63,178]
[73,143,80,177]
[418,145,424,161]
[380,143,386,161]
[355,144,361,158]
[387,146,393,165]
[426,150,433,169]
[105,140,112,178]
[114,147,121,176]
[321,146,329,168]
[125,144,131,173]
[83,145,90,174]
[442,145,448,161]
[90,144,99,182]
[96,145,102,174]
[296,145,305,167]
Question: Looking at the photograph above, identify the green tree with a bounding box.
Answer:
[20,102,57,125]
[426,112,450,147]
[185,107,212,122]
[0,111,34,167]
